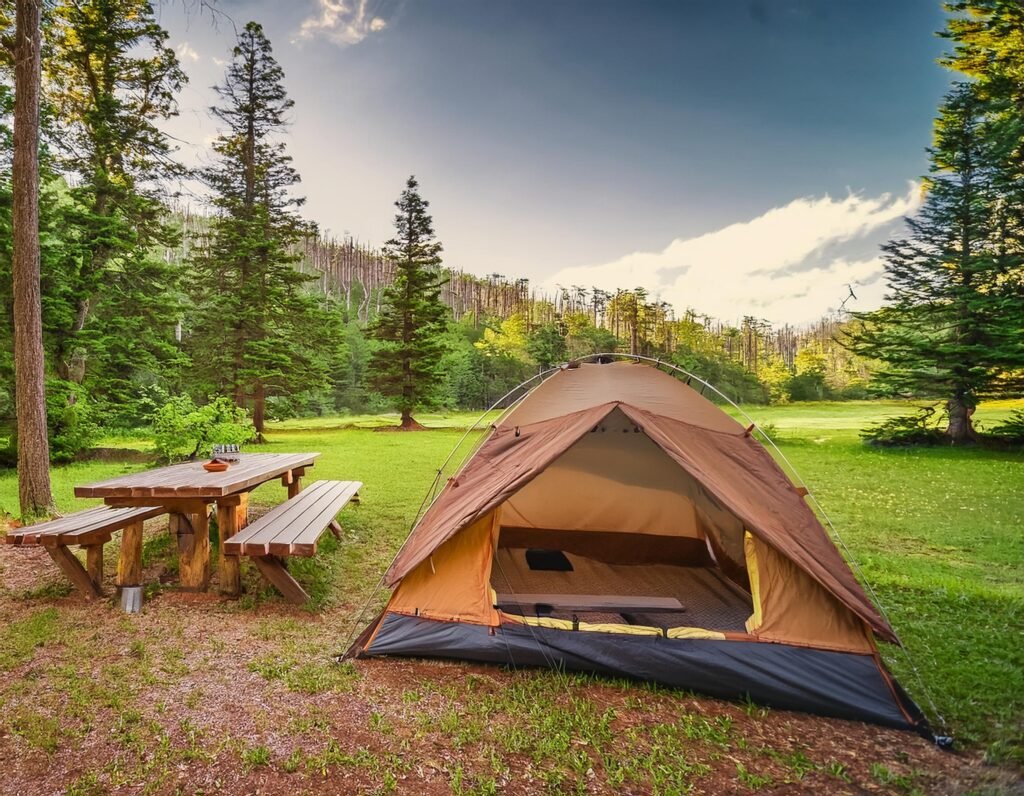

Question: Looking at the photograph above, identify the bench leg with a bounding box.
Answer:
[117,520,144,588]
[46,546,102,599]
[328,519,343,540]
[176,509,211,591]
[252,555,309,604]
[216,494,247,597]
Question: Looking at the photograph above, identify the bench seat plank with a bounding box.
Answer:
[4,505,165,547]
[223,480,362,558]
[270,481,362,556]
[494,593,684,614]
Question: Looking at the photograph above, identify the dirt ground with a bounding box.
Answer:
[0,539,1020,796]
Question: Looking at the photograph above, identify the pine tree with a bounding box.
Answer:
[186,21,329,435]
[845,83,1024,442]
[369,176,449,428]
[942,1,1024,297]
[45,0,187,408]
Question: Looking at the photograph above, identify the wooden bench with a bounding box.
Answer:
[495,593,684,616]
[223,480,361,604]
[3,505,165,598]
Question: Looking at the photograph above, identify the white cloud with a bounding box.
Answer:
[294,0,389,46]
[544,185,921,325]
[176,42,200,62]
[212,56,227,67]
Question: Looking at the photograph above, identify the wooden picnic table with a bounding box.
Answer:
[74,452,319,595]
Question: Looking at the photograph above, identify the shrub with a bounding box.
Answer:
[754,421,782,443]
[861,405,946,447]
[105,383,171,430]
[152,396,254,461]
[46,379,99,462]
[989,409,1024,446]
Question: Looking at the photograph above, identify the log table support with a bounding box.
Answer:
[175,509,211,591]
[216,494,248,597]
[46,546,103,599]
[85,543,104,589]
[117,520,144,589]
[282,467,305,499]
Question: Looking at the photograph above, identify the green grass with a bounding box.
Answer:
[0,607,61,671]
[0,399,1021,761]
[728,401,1024,754]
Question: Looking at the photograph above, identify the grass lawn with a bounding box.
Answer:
[0,400,1021,793]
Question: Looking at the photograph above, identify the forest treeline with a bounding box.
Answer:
[179,204,875,408]
[0,176,871,463]
[1,0,1021,481]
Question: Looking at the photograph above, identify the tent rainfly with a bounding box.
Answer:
[351,360,930,733]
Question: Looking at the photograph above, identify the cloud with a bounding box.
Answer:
[544,185,921,325]
[212,56,227,67]
[176,42,200,62]
[294,0,389,46]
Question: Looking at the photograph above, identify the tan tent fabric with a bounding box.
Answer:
[386,402,617,586]
[617,404,896,642]
[745,533,875,653]
[387,511,499,625]
[500,407,703,536]
[361,362,925,733]
[502,361,743,434]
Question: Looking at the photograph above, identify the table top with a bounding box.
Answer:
[74,452,320,500]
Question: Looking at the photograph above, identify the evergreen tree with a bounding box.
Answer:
[45,0,187,410]
[942,1,1024,292]
[845,83,1024,442]
[186,21,329,435]
[369,176,449,428]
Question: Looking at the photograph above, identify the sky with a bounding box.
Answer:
[157,0,952,325]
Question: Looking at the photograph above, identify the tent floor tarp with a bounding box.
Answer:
[491,548,751,632]
[362,612,929,733]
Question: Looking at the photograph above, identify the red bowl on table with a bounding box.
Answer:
[203,459,230,473]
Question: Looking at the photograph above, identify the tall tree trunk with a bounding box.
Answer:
[12,0,55,518]
[252,380,265,440]
[946,395,977,445]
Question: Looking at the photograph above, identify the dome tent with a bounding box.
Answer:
[351,359,929,732]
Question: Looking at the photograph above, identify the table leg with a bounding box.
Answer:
[117,520,144,588]
[176,509,211,591]
[216,494,247,596]
[282,468,303,499]
[85,543,104,591]
[236,493,249,529]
